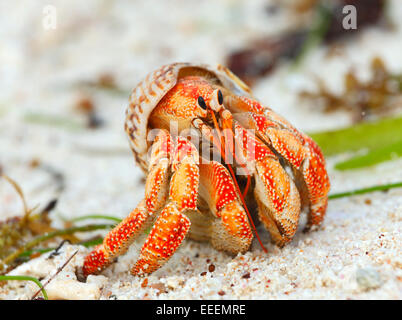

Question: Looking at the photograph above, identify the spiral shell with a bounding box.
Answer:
[125,62,253,172]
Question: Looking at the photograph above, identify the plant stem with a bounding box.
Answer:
[0,275,48,300]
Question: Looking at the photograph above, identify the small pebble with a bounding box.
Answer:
[149,283,167,295]
[356,267,382,291]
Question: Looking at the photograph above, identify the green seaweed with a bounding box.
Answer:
[309,116,402,156]
[328,181,402,199]
[335,140,402,170]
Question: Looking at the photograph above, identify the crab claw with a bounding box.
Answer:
[234,123,301,246]
[229,95,330,230]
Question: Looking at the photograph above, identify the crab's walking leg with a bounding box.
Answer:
[82,130,172,276]
[82,200,151,275]
[228,96,330,230]
[198,160,253,253]
[131,137,199,276]
[234,123,301,246]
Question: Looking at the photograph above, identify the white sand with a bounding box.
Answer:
[0,0,401,300]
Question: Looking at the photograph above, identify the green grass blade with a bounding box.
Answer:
[78,238,104,247]
[2,224,113,267]
[0,275,48,299]
[69,215,122,223]
[292,2,332,67]
[17,248,54,258]
[309,116,402,156]
[17,237,104,260]
[335,140,402,170]
[328,181,402,199]
[24,113,84,131]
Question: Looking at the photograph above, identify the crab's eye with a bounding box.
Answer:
[217,90,223,105]
[197,96,207,110]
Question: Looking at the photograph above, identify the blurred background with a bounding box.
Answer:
[1,0,402,227]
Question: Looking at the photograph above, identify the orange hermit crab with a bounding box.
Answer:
[83,63,330,276]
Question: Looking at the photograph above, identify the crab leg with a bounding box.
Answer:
[82,200,151,276]
[82,130,172,276]
[227,96,330,230]
[131,137,199,276]
[198,160,253,253]
[234,123,301,246]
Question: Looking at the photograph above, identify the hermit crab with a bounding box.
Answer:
[83,63,330,276]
